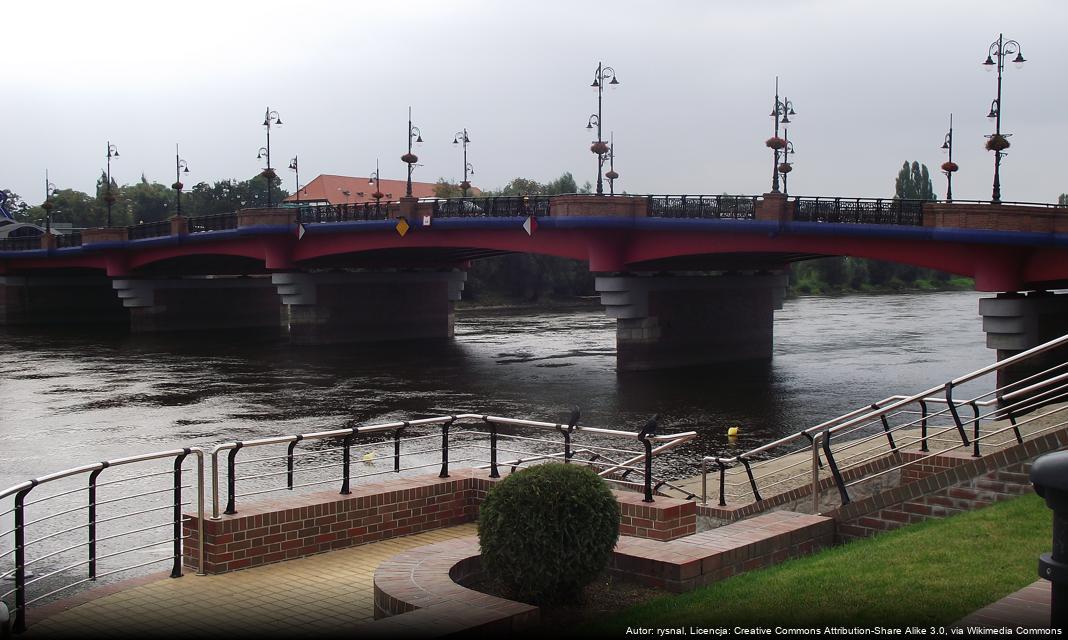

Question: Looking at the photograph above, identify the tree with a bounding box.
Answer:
[1059,194,1067,206]
[432,178,463,199]
[0,190,30,221]
[894,161,935,201]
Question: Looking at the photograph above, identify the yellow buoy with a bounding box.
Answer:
[727,426,740,437]
[362,451,376,463]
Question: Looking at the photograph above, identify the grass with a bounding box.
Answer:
[586,494,1051,632]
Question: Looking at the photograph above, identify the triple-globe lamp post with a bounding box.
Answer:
[940,114,957,202]
[401,107,422,199]
[452,129,474,197]
[257,108,282,207]
[766,77,796,194]
[983,33,1026,204]
[586,62,619,196]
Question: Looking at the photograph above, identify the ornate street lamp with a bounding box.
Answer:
[105,142,119,227]
[983,34,1025,204]
[940,114,958,202]
[766,76,796,194]
[605,132,619,196]
[368,159,384,215]
[173,144,189,216]
[257,108,282,207]
[452,128,474,197]
[288,156,300,205]
[42,170,59,235]
[401,107,422,198]
[779,128,795,197]
[586,61,619,196]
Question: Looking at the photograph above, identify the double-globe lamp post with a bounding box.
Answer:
[288,156,300,205]
[983,34,1025,204]
[368,159,384,215]
[42,171,58,235]
[401,107,422,199]
[105,142,119,227]
[766,77,796,194]
[452,129,474,197]
[257,108,283,207]
[173,145,189,216]
[586,62,619,196]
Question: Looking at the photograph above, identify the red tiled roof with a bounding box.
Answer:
[283,174,479,205]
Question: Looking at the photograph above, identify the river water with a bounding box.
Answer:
[0,290,993,490]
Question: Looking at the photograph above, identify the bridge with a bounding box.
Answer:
[1,192,1067,377]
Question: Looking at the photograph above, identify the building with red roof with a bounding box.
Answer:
[283,174,479,205]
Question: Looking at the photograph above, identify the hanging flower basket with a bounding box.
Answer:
[460,181,471,190]
[765,136,786,150]
[985,134,1010,152]
[172,182,184,191]
[401,152,418,164]
[941,161,959,173]
[104,194,117,204]
[778,162,792,174]
[605,170,619,180]
[260,168,277,180]
[590,141,609,155]
[372,191,384,200]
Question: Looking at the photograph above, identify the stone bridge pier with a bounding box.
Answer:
[979,291,1068,392]
[272,270,467,345]
[0,275,128,325]
[595,272,788,371]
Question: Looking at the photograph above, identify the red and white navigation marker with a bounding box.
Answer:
[522,216,537,237]
[297,223,306,240]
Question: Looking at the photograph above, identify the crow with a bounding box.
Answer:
[638,414,659,440]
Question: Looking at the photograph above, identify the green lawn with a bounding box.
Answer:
[590,494,1051,632]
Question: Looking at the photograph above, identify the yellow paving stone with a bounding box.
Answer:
[28,523,476,637]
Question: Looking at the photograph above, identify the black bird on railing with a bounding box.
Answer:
[638,415,659,440]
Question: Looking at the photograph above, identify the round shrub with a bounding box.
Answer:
[477,462,620,606]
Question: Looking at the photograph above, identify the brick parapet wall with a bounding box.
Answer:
[898,449,975,483]
[829,428,1068,542]
[922,202,1068,234]
[184,470,697,574]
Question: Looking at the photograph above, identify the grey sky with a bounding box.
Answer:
[5,0,1066,205]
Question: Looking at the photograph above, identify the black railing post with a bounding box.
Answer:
[394,423,407,473]
[286,435,302,490]
[739,457,762,502]
[340,427,357,495]
[223,443,242,515]
[641,436,654,503]
[716,459,727,507]
[439,417,454,479]
[875,404,897,451]
[970,401,981,457]
[171,449,190,578]
[919,399,929,452]
[801,432,824,468]
[12,481,36,634]
[88,462,109,580]
[945,381,971,446]
[558,408,579,464]
[485,417,500,479]
[822,430,850,506]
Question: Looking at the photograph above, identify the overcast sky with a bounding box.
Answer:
[4,0,1066,205]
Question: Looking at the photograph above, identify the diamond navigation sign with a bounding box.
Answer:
[396,217,410,237]
[523,216,537,237]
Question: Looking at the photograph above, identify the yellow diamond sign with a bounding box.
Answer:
[395,217,410,237]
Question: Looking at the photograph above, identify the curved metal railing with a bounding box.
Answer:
[702,333,1068,511]
[646,194,759,219]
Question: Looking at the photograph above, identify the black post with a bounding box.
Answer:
[171,449,190,578]
[944,381,971,446]
[716,459,727,507]
[822,430,850,506]
[12,481,36,634]
[486,417,500,479]
[439,418,454,478]
[340,428,356,495]
[224,443,242,515]
[1030,452,1068,629]
[394,424,406,473]
[641,437,654,503]
[875,405,897,451]
[88,463,109,580]
[970,401,982,458]
[919,399,929,453]
[286,435,302,490]
[739,457,762,502]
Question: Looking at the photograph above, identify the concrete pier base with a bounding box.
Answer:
[114,276,284,333]
[979,291,1068,393]
[272,270,466,345]
[0,275,128,325]
[596,272,788,371]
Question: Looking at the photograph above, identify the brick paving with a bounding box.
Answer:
[25,523,476,638]
[958,580,1052,629]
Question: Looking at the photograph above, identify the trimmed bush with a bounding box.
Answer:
[477,463,620,605]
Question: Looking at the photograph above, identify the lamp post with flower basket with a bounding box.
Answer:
[173,145,189,216]
[105,142,119,226]
[586,61,619,196]
[42,171,59,235]
[402,108,422,199]
[778,128,795,197]
[605,132,619,196]
[940,114,958,202]
[983,33,1025,204]
[766,77,796,194]
[257,108,282,207]
[368,159,385,216]
[452,129,475,198]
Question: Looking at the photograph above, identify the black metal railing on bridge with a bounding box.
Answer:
[646,195,758,219]
[127,220,172,240]
[429,196,551,218]
[793,197,925,226]
[189,213,237,233]
[297,202,394,223]
[0,236,43,251]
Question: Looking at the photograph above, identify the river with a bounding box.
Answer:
[0,289,992,490]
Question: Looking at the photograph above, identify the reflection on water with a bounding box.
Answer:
[0,290,992,488]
